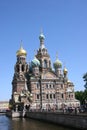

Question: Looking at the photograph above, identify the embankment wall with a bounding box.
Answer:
[26,112,87,130]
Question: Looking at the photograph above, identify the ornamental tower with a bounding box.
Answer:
[12,44,29,103]
[36,31,51,73]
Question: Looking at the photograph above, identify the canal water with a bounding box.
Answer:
[0,115,75,130]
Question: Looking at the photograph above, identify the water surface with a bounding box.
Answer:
[0,115,75,130]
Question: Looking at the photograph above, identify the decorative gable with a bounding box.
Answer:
[42,71,57,79]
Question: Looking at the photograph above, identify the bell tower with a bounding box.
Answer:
[12,44,29,102]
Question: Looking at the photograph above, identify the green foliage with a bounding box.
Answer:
[75,90,87,105]
[83,72,87,89]
[75,91,84,104]
[75,72,87,105]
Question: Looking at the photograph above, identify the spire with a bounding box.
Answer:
[56,52,58,60]
[20,40,23,49]
[39,29,45,49]
[40,28,43,35]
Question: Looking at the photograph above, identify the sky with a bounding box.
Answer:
[0,0,87,101]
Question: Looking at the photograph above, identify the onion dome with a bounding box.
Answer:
[53,55,62,69]
[16,45,27,57]
[39,33,45,40]
[67,80,71,83]
[53,59,62,69]
[63,67,68,75]
[31,56,40,67]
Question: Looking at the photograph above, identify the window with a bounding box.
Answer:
[46,94,48,99]
[46,84,48,88]
[53,94,55,99]
[16,65,19,72]
[61,84,63,89]
[37,94,39,99]
[50,84,51,88]
[44,60,47,68]
[61,93,64,98]
[69,94,70,98]
[22,65,24,71]
[49,60,51,68]
[71,94,73,98]
[37,83,39,88]
[53,84,55,88]
[50,94,52,99]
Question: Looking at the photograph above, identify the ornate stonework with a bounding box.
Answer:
[11,32,80,111]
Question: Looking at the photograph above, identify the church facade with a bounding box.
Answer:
[10,32,80,111]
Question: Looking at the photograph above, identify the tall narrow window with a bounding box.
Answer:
[22,65,24,72]
[50,94,52,99]
[37,94,39,99]
[44,60,47,68]
[37,83,39,88]
[46,94,48,99]
[16,65,19,72]
[49,60,51,68]
[61,93,64,98]
[53,94,55,99]
[46,84,48,88]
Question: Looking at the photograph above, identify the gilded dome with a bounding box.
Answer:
[31,56,40,67]
[63,67,68,75]
[16,46,27,57]
[67,80,71,83]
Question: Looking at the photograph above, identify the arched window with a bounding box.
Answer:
[50,94,52,99]
[22,65,24,72]
[16,65,19,72]
[62,93,64,98]
[53,94,55,99]
[37,94,39,99]
[44,60,47,68]
[46,94,48,99]
[39,59,41,67]
[49,60,51,68]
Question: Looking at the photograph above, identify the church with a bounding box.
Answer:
[10,31,80,111]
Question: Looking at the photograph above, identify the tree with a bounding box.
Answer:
[83,72,87,89]
[83,89,87,104]
[75,91,84,104]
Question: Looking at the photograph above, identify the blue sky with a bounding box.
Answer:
[0,0,87,101]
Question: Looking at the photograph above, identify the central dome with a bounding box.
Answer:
[16,46,27,57]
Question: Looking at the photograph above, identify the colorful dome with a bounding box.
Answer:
[16,46,27,57]
[53,58,62,69]
[63,67,68,75]
[67,80,71,83]
[31,57,40,67]
[39,33,45,40]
